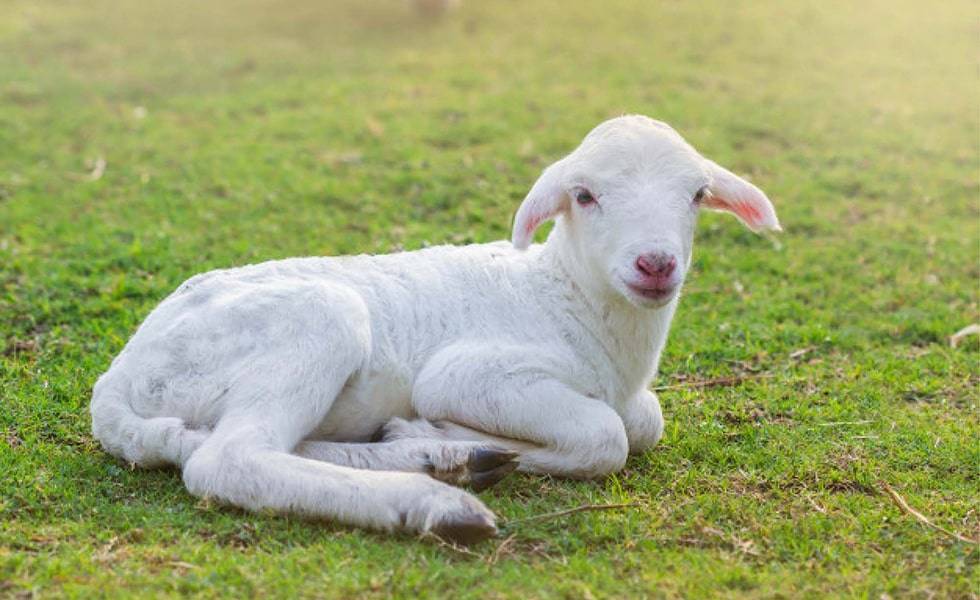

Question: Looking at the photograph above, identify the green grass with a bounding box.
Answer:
[1,0,977,597]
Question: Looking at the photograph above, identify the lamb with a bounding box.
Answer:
[90,115,780,545]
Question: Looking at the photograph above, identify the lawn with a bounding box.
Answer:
[1,0,977,597]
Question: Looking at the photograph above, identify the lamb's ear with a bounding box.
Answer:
[703,159,781,233]
[512,160,568,250]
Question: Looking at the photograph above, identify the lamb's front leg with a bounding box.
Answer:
[619,388,665,455]
[410,344,630,480]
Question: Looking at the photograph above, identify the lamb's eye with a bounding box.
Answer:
[575,189,596,206]
[693,186,708,204]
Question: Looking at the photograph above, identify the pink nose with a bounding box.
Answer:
[635,253,676,280]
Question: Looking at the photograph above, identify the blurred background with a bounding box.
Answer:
[2,0,974,255]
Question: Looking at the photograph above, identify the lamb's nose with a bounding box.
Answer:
[636,253,676,280]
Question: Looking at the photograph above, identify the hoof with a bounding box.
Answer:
[468,448,520,472]
[470,460,519,492]
[427,446,520,492]
[368,425,387,443]
[430,512,497,546]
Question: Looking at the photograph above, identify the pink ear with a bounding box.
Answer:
[512,162,567,250]
[703,160,781,233]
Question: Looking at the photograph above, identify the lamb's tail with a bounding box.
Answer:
[90,371,207,469]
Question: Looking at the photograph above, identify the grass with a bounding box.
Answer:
[1,0,977,597]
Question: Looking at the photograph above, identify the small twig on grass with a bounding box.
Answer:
[702,526,759,557]
[806,495,828,515]
[881,482,979,545]
[421,532,485,558]
[949,323,980,348]
[486,533,518,565]
[68,156,107,182]
[789,347,814,360]
[504,503,638,527]
[817,420,873,427]
[653,373,773,391]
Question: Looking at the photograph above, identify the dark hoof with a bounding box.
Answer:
[431,513,497,546]
[368,424,387,443]
[468,448,520,472]
[470,459,519,492]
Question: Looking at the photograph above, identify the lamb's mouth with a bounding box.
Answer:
[625,282,677,305]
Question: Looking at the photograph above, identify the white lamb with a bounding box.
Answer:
[90,115,780,545]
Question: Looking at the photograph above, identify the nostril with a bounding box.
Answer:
[636,254,676,279]
[635,256,654,277]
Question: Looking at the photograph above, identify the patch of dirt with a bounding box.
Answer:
[2,338,38,357]
[720,406,795,427]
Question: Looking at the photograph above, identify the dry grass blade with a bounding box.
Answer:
[67,156,107,182]
[806,495,828,515]
[486,533,518,565]
[421,532,486,558]
[88,157,107,181]
[949,323,980,348]
[653,373,773,391]
[504,503,638,527]
[702,526,760,557]
[789,347,814,359]
[881,482,979,545]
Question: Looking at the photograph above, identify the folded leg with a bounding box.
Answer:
[409,343,630,479]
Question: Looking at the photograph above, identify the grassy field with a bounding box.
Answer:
[1,0,977,597]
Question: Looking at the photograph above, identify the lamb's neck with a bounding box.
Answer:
[538,225,676,385]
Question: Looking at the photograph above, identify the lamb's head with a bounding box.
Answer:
[512,115,780,308]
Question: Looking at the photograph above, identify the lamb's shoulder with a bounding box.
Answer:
[343,240,547,318]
